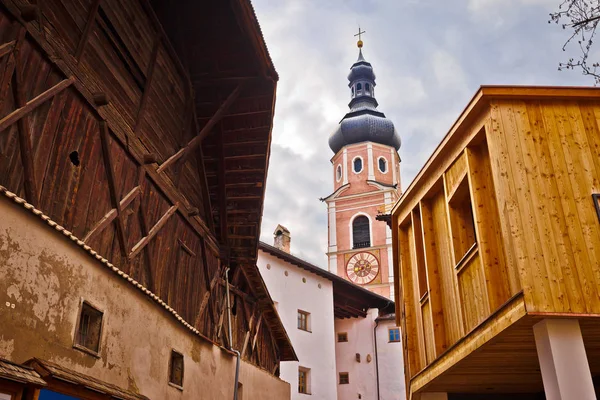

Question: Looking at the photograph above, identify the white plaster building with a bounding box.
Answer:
[258,228,405,400]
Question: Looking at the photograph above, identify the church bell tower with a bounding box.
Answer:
[323,34,401,300]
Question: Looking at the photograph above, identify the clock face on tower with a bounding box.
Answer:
[346,252,380,285]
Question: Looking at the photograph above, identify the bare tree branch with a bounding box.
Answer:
[550,0,600,84]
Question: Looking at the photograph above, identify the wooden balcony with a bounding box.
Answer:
[391,86,600,398]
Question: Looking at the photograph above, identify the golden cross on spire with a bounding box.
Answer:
[354,26,365,48]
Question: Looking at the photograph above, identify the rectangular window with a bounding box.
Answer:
[448,178,477,264]
[339,372,349,385]
[169,350,184,388]
[389,328,401,342]
[75,301,103,354]
[297,310,310,331]
[298,367,310,394]
[337,332,348,342]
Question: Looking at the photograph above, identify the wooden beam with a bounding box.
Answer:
[242,303,259,356]
[82,185,140,243]
[195,239,217,327]
[129,204,178,259]
[0,77,74,133]
[195,261,224,328]
[0,40,15,59]
[134,33,161,135]
[157,83,245,173]
[12,43,38,204]
[251,315,263,352]
[75,0,100,61]
[100,121,129,257]
[135,167,155,292]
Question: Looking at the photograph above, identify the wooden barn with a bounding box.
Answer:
[0,0,297,399]
[391,86,600,400]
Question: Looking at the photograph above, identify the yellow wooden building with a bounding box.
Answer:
[391,86,600,400]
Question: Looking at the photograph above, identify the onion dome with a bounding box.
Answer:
[329,44,401,154]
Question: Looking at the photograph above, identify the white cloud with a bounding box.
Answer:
[252,0,592,266]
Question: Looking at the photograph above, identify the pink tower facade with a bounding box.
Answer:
[323,43,401,300]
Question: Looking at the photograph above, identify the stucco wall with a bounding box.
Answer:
[335,309,379,400]
[376,320,405,400]
[0,196,290,400]
[334,311,405,400]
[258,251,338,400]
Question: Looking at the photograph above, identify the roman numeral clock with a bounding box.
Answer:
[346,252,380,285]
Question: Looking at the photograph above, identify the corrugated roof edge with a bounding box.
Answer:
[240,0,278,80]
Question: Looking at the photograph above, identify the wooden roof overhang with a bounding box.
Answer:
[147,1,294,360]
[412,294,600,394]
[259,242,395,319]
[26,359,149,400]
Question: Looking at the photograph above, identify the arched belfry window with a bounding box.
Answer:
[357,83,362,92]
[352,216,371,249]
[351,86,355,97]
[365,83,370,94]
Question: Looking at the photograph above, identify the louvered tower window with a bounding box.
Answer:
[352,216,370,249]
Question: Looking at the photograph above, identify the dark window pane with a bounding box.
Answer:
[379,157,387,172]
[353,158,362,173]
[352,216,370,249]
[39,390,81,400]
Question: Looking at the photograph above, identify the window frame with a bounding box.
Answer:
[337,332,348,343]
[352,156,363,174]
[389,328,401,343]
[73,299,104,358]
[168,349,185,390]
[298,366,311,395]
[336,164,342,182]
[339,372,349,385]
[377,156,388,174]
[297,310,311,332]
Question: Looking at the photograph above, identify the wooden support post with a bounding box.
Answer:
[534,319,595,400]
[100,121,129,257]
[134,33,160,135]
[0,77,74,133]
[12,49,38,204]
[75,0,101,61]
[82,185,140,243]
[129,204,178,259]
[157,83,244,173]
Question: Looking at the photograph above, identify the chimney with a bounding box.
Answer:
[273,224,291,253]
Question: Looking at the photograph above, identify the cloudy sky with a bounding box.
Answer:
[253,0,593,266]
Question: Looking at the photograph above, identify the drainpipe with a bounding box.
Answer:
[225,267,241,400]
[374,317,381,400]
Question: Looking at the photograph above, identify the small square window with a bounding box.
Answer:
[339,372,349,385]
[389,328,401,342]
[298,367,311,394]
[169,350,184,388]
[75,301,103,354]
[337,332,348,342]
[298,310,310,332]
